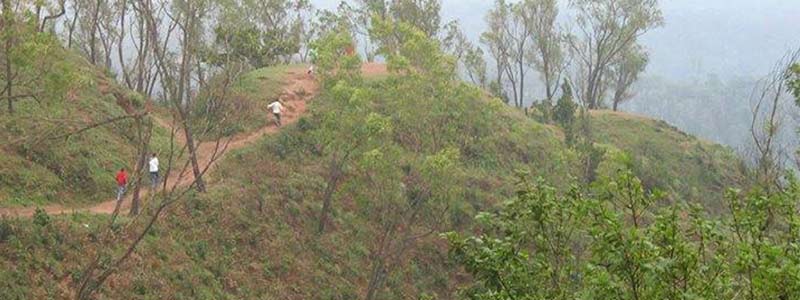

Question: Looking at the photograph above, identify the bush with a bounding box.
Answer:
[32,208,50,227]
[0,220,13,243]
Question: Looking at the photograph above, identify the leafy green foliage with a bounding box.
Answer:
[553,81,578,144]
[0,13,747,300]
[447,174,586,300]
[214,0,311,68]
[790,63,800,105]
[1,10,73,114]
[449,169,800,300]
[388,0,443,37]
[311,30,362,88]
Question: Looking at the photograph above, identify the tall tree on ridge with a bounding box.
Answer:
[482,0,532,108]
[566,0,663,109]
[520,0,564,104]
[609,43,649,111]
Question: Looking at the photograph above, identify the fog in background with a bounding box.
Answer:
[313,0,800,150]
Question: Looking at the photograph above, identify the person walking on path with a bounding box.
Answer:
[267,99,285,127]
[149,153,160,189]
[115,168,128,201]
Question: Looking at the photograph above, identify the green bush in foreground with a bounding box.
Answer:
[447,171,800,300]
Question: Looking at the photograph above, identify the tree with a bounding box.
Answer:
[609,43,649,111]
[72,111,233,300]
[138,0,247,195]
[73,0,244,295]
[442,21,488,88]
[37,0,67,32]
[65,0,118,69]
[363,147,457,300]
[311,29,393,234]
[553,81,578,144]
[361,21,473,299]
[789,61,800,168]
[343,0,387,61]
[215,0,310,68]
[482,0,533,108]
[370,17,455,78]
[1,0,72,114]
[447,174,587,300]
[519,0,564,103]
[389,0,442,38]
[749,50,799,189]
[790,63,800,103]
[481,0,510,103]
[313,89,392,234]
[566,0,663,109]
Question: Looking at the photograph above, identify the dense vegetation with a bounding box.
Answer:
[0,18,750,300]
[2,1,799,300]
[447,171,800,300]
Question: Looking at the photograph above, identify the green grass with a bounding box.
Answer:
[191,64,300,140]
[591,110,745,212]
[0,58,301,208]
[0,64,747,299]
[231,64,294,132]
[0,47,172,208]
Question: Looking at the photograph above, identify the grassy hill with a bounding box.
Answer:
[0,55,747,299]
[591,110,746,212]
[0,47,173,208]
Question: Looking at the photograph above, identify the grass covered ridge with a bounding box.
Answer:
[591,110,745,211]
[0,57,746,299]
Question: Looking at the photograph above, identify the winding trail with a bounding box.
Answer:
[0,67,319,218]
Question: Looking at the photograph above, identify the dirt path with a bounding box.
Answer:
[0,66,320,218]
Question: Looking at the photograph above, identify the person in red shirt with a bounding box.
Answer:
[115,168,128,202]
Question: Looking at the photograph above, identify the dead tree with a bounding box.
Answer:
[748,49,800,190]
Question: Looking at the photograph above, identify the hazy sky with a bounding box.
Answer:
[312,0,800,80]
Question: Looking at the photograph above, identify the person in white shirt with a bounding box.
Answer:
[267,100,285,127]
[149,153,159,189]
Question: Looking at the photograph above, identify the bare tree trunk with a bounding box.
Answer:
[117,0,131,87]
[40,0,66,32]
[173,7,207,193]
[129,118,150,216]
[182,120,206,192]
[3,0,12,114]
[67,3,80,49]
[318,160,342,233]
[518,59,525,108]
[365,259,387,300]
[543,58,555,103]
[89,0,103,65]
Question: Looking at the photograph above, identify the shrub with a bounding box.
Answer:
[32,208,50,227]
[0,220,13,243]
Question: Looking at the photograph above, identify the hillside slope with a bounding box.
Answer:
[0,48,173,208]
[591,110,746,212]
[0,60,746,300]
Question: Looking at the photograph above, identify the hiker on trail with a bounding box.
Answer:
[267,99,284,127]
[307,65,315,76]
[149,153,159,189]
[115,168,128,201]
